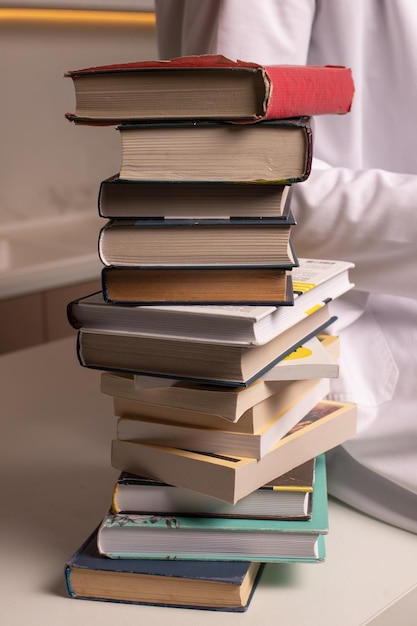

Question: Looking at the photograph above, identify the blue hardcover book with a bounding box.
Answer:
[97,455,328,563]
[65,528,264,611]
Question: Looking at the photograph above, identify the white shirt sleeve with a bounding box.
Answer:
[155,0,417,299]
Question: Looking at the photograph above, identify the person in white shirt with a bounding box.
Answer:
[154,0,417,533]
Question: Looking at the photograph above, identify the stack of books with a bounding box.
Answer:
[63,54,356,611]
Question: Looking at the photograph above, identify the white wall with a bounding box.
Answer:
[0,12,158,225]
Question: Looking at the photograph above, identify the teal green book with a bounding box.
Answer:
[97,455,328,563]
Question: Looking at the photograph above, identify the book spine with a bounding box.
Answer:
[263,65,354,119]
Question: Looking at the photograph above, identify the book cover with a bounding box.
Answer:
[115,377,330,460]
[98,214,296,269]
[101,266,294,306]
[65,526,263,611]
[98,177,293,219]
[67,257,354,346]
[65,54,354,124]
[76,304,336,386]
[262,335,339,381]
[117,118,313,184]
[112,457,316,520]
[98,454,328,562]
[111,400,357,504]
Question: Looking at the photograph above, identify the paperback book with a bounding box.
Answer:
[111,400,357,504]
[112,457,316,520]
[103,360,335,425]
[115,377,330,459]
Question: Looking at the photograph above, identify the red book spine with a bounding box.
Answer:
[262,65,354,119]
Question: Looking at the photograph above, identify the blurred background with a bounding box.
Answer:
[0,2,157,353]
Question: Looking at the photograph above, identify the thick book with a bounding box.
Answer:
[98,216,297,269]
[116,377,330,460]
[65,526,263,612]
[76,304,335,386]
[103,360,336,426]
[101,266,294,305]
[112,457,316,520]
[67,257,354,346]
[98,176,293,219]
[98,453,328,562]
[111,400,357,504]
[117,118,312,183]
[130,335,339,388]
[65,54,354,124]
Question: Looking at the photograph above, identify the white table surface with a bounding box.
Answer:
[1,337,416,626]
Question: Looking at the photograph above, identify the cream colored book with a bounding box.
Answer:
[111,400,357,504]
[101,372,324,424]
[101,335,338,423]
[103,372,288,423]
[116,378,330,460]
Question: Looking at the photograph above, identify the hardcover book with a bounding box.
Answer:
[65,526,263,611]
[116,377,329,460]
[112,457,316,520]
[98,454,328,562]
[98,177,293,219]
[117,118,313,183]
[101,266,294,306]
[98,215,297,269]
[76,304,335,386]
[67,257,354,346]
[111,400,357,504]
[65,54,354,124]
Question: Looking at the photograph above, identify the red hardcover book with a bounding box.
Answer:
[65,54,354,124]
